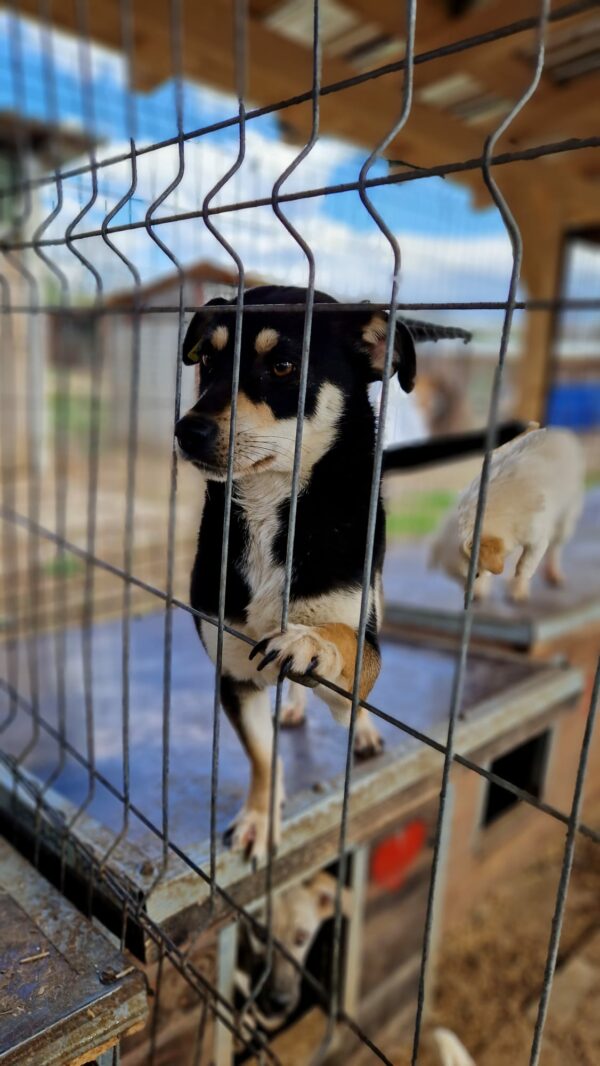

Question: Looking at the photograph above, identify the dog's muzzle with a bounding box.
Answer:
[175,412,218,463]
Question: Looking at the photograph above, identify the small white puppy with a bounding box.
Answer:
[429,427,584,602]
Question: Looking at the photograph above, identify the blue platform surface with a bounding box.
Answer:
[0,608,534,859]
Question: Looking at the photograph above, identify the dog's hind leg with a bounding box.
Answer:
[508,538,549,602]
[280,680,307,728]
[544,540,565,587]
[353,707,384,758]
[220,676,284,862]
[544,501,580,587]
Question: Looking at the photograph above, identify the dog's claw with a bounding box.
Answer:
[249,638,270,662]
[278,655,294,680]
[256,648,279,672]
[306,655,320,675]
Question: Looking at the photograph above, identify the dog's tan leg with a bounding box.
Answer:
[220,677,283,861]
[312,627,383,756]
[313,624,381,725]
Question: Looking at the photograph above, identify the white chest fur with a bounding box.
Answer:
[237,473,288,638]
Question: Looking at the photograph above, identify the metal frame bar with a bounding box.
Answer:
[1,0,599,1062]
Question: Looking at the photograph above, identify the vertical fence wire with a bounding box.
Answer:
[96,0,141,870]
[33,0,73,856]
[410,1,551,1059]
[0,15,23,756]
[317,1,417,1057]
[245,0,322,1018]
[57,0,106,897]
[529,657,600,1065]
[3,9,43,785]
[142,0,186,884]
[202,0,247,903]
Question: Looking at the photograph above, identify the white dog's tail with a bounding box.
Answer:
[431,1027,476,1066]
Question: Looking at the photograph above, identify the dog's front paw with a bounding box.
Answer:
[353,713,384,760]
[223,804,281,863]
[249,624,341,688]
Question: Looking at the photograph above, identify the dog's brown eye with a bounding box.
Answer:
[201,352,213,370]
[272,361,294,378]
[294,929,310,947]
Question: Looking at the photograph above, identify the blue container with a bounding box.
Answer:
[546,383,600,430]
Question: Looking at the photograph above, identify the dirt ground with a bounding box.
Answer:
[387,797,600,1066]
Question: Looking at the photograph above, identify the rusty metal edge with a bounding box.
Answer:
[0,839,148,1065]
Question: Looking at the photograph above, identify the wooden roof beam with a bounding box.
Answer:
[14,0,485,181]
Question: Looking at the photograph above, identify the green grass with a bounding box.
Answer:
[386,489,457,540]
[43,554,84,578]
[49,391,106,437]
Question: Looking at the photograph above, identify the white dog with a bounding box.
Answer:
[429,427,584,602]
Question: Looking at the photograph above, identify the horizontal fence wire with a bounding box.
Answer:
[2,135,599,259]
[1,297,600,315]
[1,0,599,1062]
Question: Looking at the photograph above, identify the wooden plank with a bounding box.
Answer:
[0,839,147,1065]
[510,70,600,141]
[246,1007,328,1066]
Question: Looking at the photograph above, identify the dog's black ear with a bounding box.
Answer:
[359,312,416,393]
[182,297,232,365]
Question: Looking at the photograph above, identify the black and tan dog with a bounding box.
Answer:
[175,286,479,861]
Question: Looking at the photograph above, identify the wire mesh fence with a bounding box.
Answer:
[0,0,599,1064]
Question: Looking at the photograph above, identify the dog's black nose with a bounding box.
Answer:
[175,413,218,456]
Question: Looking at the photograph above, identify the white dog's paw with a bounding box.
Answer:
[508,578,530,603]
[545,562,565,587]
[353,714,384,760]
[223,804,281,862]
[472,572,492,602]
[249,624,341,688]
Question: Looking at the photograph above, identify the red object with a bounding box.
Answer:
[370,821,427,891]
